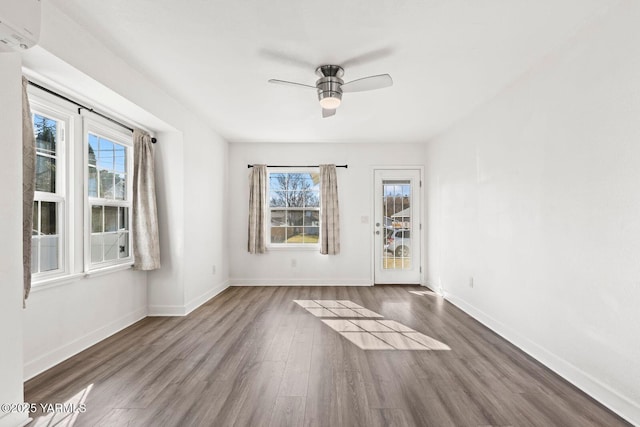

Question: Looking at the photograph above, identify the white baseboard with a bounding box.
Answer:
[146,304,187,316]
[444,292,640,426]
[23,307,147,381]
[0,412,30,427]
[229,279,372,286]
[148,280,230,316]
[184,280,229,315]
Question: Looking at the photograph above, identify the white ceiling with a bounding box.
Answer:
[49,0,616,143]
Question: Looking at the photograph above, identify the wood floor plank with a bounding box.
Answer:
[269,396,306,427]
[23,286,630,427]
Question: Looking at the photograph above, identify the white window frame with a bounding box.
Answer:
[29,94,73,283]
[83,116,134,271]
[267,167,321,250]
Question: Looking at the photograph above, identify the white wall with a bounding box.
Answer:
[425,1,640,424]
[0,54,28,427]
[183,116,229,310]
[228,142,426,285]
[21,0,230,380]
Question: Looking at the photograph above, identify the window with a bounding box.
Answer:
[85,120,133,269]
[26,84,142,286]
[30,105,68,277]
[268,170,320,246]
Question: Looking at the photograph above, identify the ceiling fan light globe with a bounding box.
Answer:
[319,96,341,109]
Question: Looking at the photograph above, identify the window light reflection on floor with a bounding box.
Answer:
[31,383,93,427]
[293,300,450,351]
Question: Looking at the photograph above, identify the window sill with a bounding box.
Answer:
[31,263,134,293]
[267,245,320,252]
[86,262,134,278]
[31,272,86,293]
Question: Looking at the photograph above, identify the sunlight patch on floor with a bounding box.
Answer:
[294,300,450,351]
[31,383,93,427]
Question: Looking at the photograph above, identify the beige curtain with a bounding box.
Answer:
[320,164,340,255]
[248,165,267,253]
[22,77,36,306]
[132,129,161,270]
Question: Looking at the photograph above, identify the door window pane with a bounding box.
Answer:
[382,180,412,270]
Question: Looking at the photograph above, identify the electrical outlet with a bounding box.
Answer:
[212,265,216,275]
[469,277,474,288]
[291,259,297,268]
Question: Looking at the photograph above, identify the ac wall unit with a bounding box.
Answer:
[0,0,41,51]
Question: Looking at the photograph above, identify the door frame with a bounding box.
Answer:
[371,166,425,286]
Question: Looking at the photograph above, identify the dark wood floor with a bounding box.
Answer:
[25,286,629,426]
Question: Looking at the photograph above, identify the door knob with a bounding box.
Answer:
[375,222,380,227]
[375,230,380,235]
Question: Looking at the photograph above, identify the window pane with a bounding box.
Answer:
[115,174,126,200]
[114,144,126,173]
[304,191,319,208]
[100,169,114,199]
[286,227,303,243]
[119,207,129,231]
[118,232,129,258]
[31,238,39,273]
[88,166,98,197]
[104,206,118,232]
[97,137,114,170]
[269,174,286,191]
[288,211,303,226]
[33,114,56,155]
[103,234,118,261]
[303,210,319,226]
[92,206,103,233]
[271,210,286,226]
[269,191,286,207]
[309,173,320,190]
[271,227,286,243]
[32,201,38,235]
[40,202,57,235]
[88,134,98,166]
[302,230,319,243]
[35,155,56,193]
[40,235,58,271]
[91,235,103,263]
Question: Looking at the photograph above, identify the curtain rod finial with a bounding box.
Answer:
[151,137,157,144]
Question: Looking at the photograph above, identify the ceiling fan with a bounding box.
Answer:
[268,65,393,118]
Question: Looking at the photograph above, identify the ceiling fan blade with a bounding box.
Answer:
[322,108,336,118]
[341,74,393,93]
[268,79,317,90]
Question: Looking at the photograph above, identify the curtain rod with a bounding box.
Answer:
[247,164,348,169]
[27,80,157,144]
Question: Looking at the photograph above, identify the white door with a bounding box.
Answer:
[374,169,421,284]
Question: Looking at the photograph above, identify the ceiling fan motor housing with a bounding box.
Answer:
[316,65,345,108]
[316,76,343,104]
